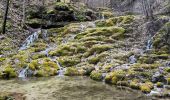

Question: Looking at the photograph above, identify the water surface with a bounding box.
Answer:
[0,76,149,100]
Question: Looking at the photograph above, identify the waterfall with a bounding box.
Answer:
[20,29,41,50]
[146,39,153,50]
[102,14,105,20]
[18,66,29,78]
[146,35,153,50]
[56,60,65,76]
[88,22,96,28]
[80,24,85,31]
[129,55,137,64]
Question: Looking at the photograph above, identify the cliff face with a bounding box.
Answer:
[0,0,170,98]
[83,0,170,15]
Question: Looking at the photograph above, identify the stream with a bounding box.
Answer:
[0,76,149,100]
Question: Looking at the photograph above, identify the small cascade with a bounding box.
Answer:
[56,61,65,76]
[41,46,53,57]
[20,29,41,50]
[80,24,86,31]
[129,55,137,64]
[42,30,48,40]
[146,39,153,50]
[18,66,29,78]
[146,35,153,50]
[102,14,105,20]
[88,22,96,28]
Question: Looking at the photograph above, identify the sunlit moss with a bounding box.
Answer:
[64,67,79,76]
[90,71,103,81]
[2,65,17,78]
[105,70,126,84]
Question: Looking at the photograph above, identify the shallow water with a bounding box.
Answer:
[0,76,149,100]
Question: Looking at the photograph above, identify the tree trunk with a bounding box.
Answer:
[2,0,10,34]
[22,0,26,26]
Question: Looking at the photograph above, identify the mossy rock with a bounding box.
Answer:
[49,43,85,56]
[140,82,153,93]
[35,70,47,77]
[116,81,129,87]
[90,71,103,81]
[95,15,134,27]
[153,22,170,51]
[167,77,170,85]
[58,56,81,67]
[130,81,140,90]
[105,70,126,84]
[54,2,69,11]
[2,65,17,79]
[88,53,108,64]
[156,82,164,88]
[64,67,79,76]
[84,44,112,57]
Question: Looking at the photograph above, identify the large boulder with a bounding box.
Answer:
[153,22,170,53]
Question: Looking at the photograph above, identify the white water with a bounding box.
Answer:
[102,14,105,20]
[20,30,41,50]
[18,66,29,78]
[88,22,96,28]
[146,35,153,50]
[129,55,137,64]
[50,57,65,76]
[56,60,65,76]
[80,24,86,31]
[41,46,65,76]
[146,39,153,50]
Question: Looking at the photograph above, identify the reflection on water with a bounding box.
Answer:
[0,76,149,100]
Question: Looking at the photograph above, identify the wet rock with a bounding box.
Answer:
[152,71,166,83]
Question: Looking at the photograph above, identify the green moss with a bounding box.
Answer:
[156,82,164,88]
[35,70,46,77]
[167,77,170,85]
[0,57,5,62]
[49,43,85,56]
[26,18,42,27]
[84,44,112,57]
[116,81,129,87]
[2,65,17,78]
[58,56,81,67]
[153,22,170,50]
[29,60,39,70]
[54,2,69,11]
[95,15,134,27]
[32,53,46,60]
[130,81,140,90]
[88,53,108,64]
[64,67,79,76]
[105,70,126,84]
[140,85,151,93]
[140,82,153,93]
[131,63,160,70]
[90,71,103,81]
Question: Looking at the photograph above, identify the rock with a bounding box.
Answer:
[0,36,5,40]
[152,71,166,83]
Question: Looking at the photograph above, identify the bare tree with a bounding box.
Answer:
[141,0,154,20]
[2,0,10,34]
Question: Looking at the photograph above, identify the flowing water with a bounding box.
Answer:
[129,55,137,64]
[20,30,41,50]
[146,35,153,50]
[0,76,149,100]
[102,14,105,20]
[18,66,29,79]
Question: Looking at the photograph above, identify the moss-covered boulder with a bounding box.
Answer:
[64,67,80,76]
[90,71,103,81]
[153,22,170,53]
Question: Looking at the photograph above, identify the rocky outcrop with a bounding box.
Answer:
[26,2,97,29]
